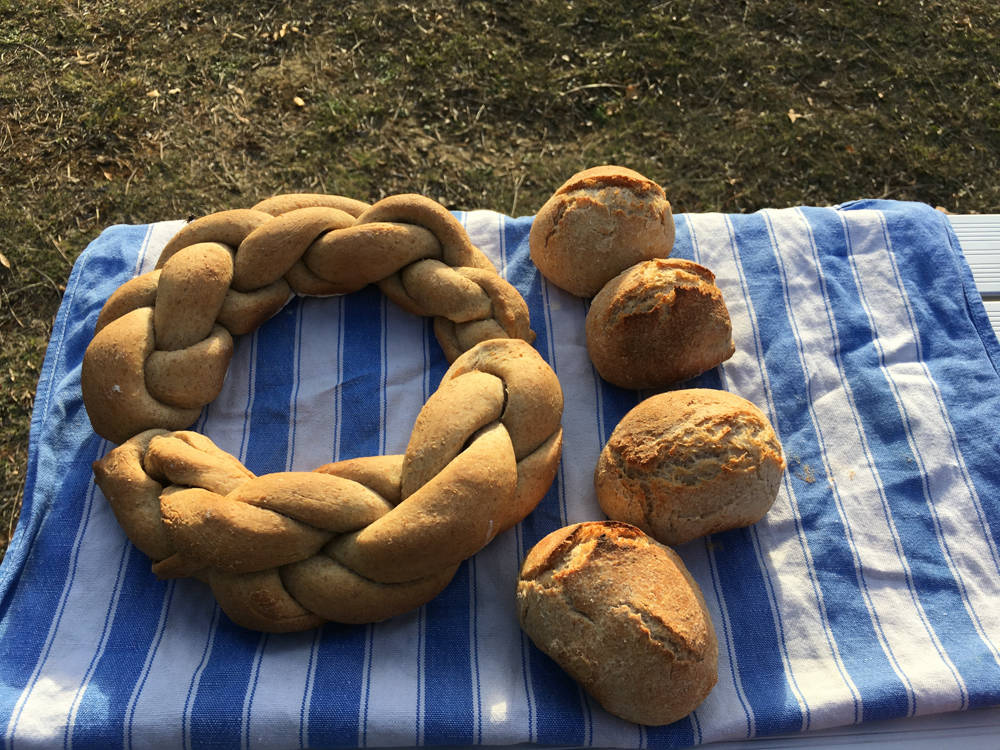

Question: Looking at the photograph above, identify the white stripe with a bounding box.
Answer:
[688,213,862,729]
[64,541,132,750]
[335,296,345,462]
[4,477,115,748]
[764,207,966,715]
[382,293,428,456]
[358,617,424,746]
[285,302,303,472]
[543,280,604,526]
[416,607,426,746]
[244,631,320,749]
[140,220,187,273]
[121,585,220,750]
[285,298,344,470]
[846,209,1000,667]
[460,213,535,746]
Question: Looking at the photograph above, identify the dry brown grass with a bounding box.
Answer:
[2,0,999,559]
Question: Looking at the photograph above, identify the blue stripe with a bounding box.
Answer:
[338,287,385,460]
[419,302,471,744]
[705,536,753,739]
[304,624,366,747]
[810,206,1000,706]
[186,620,263,749]
[307,284,385,746]
[470,555,483,745]
[415,607,424,745]
[643,711,697,747]
[499,215,586,746]
[708,526,803,735]
[727,212,911,721]
[242,297,300,475]
[422,561,473,744]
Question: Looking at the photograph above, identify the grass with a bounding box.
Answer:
[2,0,999,559]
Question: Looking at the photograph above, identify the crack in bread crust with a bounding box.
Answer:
[516,521,718,726]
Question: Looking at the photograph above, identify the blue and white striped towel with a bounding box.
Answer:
[2,200,999,749]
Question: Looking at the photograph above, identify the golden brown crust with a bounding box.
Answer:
[528,165,675,297]
[516,521,718,726]
[92,338,564,632]
[83,193,536,446]
[585,258,735,389]
[595,389,785,546]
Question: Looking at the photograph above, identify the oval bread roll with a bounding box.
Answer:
[528,166,675,297]
[516,521,718,726]
[595,389,785,546]
[586,258,735,389]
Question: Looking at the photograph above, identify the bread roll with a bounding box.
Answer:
[595,389,785,546]
[516,521,718,726]
[528,166,675,297]
[586,258,735,389]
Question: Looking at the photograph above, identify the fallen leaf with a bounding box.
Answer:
[787,108,807,123]
[147,90,160,98]
[0,252,9,270]
[293,96,306,107]
[102,170,113,181]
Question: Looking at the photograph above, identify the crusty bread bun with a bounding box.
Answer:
[528,166,675,297]
[516,521,718,726]
[586,258,735,389]
[595,389,784,546]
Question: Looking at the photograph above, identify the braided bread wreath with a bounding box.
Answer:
[83,193,564,633]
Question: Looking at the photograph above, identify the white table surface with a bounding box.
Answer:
[952,213,1000,340]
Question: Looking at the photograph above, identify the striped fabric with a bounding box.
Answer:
[2,200,999,749]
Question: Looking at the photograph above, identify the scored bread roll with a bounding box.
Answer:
[528,166,675,297]
[586,257,735,389]
[595,389,785,546]
[516,521,718,726]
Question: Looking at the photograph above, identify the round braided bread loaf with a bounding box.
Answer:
[82,193,535,444]
[93,339,564,632]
